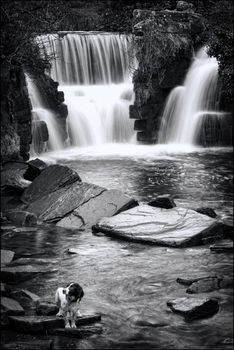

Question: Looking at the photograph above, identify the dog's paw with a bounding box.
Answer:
[56,312,64,317]
[65,323,71,328]
[71,323,77,328]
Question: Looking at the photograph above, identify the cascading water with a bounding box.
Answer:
[37,33,136,147]
[159,47,227,145]
[26,75,64,155]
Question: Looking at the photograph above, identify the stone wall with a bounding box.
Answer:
[130,7,206,143]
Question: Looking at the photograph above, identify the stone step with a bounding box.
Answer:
[8,314,101,333]
[47,325,103,338]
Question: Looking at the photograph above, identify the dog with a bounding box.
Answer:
[55,282,84,328]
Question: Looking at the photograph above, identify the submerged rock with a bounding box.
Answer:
[57,189,138,229]
[5,210,37,226]
[8,314,101,333]
[148,194,176,209]
[1,265,57,284]
[1,249,15,265]
[1,296,25,315]
[167,297,219,321]
[187,276,233,293]
[1,340,53,350]
[93,205,227,247]
[176,275,217,286]
[210,239,233,253]
[21,164,81,204]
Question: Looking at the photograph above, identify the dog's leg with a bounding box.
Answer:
[56,309,64,317]
[65,311,71,328]
[70,310,77,328]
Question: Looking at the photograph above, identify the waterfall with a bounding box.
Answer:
[159,47,227,145]
[37,32,135,148]
[26,75,64,155]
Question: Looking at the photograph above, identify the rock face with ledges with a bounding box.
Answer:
[57,189,138,229]
[93,205,227,247]
[21,165,81,204]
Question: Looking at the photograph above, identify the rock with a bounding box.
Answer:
[67,248,79,255]
[186,276,233,294]
[93,205,227,247]
[176,1,195,12]
[8,314,101,333]
[195,207,217,218]
[1,249,15,265]
[5,210,37,226]
[9,257,52,266]
[1,161,31,193]
[1,340,53,350]
[10,289,40,311]
[131,315,168,328]
[24,158,47,181]
[1,306,10,327]
[1,265,58,284]
[176,275,217,286]
[1,296,25,315]
[167,297,219,321]
[210,239,233,253]
[47,325,103,338]
[35,300,58,316]
[26,181,105,223]
[57,189,138,229]
[1,283,12,297]
[148,194,176,209]
[21,165,81,204]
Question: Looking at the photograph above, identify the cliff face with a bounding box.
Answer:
[1,63,32,162]
[130,8,206,143]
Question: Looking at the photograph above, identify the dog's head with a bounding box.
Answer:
[63,283,84,303]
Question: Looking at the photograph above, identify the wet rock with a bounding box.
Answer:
[10,289,40,311]
[1,340,53,350]
[5,210,37,226]
[1,265,58,284]
[1,162,31,193]
[195,207,217,218]
[187,276,233,294]
[57,189,138,229]
[167,297,219,321]
[8,314,101,333]
[1,283,12,296]
[21,165,81,204]
[1,249,15,265]
[1,306,10,327]
[148,194,176,209]
[210,239,233,253]
[9,257,52,266]
[1,296,25,315]
[47,325,103,338]
[35,300,58,316]
[176,275,217,286]
[131,315,168,328]
[93,205,226,247]
[67,248,79,255]
[27,181,105,223]
[24,158,48,181]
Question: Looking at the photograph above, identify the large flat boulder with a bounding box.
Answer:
[2,340,53,350]
[8,314,101,333]
[47,325,103,338]
[26,182,106,223]
[21,165,81,204]
[1,265,58,284]
[93,205,226,247]
[57,189,138,229]
[167,297,219,321]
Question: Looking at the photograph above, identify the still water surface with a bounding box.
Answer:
[2,145,233,349]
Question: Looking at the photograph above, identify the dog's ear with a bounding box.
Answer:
[69,283,84,301]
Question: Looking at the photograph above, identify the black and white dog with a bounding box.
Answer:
[55,282,84,328]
